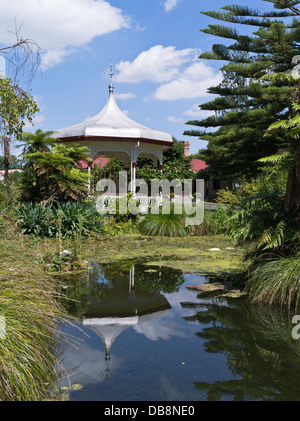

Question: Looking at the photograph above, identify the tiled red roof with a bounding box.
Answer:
[190,158,209,172]
[79,157,109,169]
[0,169,22,175]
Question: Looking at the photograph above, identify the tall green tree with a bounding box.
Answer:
[184,0,300,182]
[263,85,300,218]
[0,76,39,188]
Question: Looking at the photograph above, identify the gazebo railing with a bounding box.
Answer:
[98,194,163,214]
[96,193,196,215]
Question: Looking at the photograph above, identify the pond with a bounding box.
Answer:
[58,260,300,401]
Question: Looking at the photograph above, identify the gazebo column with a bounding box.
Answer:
[130,161,137,194]
[130,144,139,194]
[132,162,137,194]
[88,162,92,193]
[158,151,164,173]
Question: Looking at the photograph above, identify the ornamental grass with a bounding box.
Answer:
[246,251,300,310]
[138,205,187,237]
[0,240,71,401]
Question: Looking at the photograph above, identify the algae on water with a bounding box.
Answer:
[81,234,246,276]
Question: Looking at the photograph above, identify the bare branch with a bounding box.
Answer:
[0,20,41,85]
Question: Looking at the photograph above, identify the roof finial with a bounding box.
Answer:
[105,62,119,93]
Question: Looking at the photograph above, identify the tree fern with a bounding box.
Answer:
[258,151,292,163]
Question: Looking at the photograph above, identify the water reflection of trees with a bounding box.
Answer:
[60,261,185,318]
[182,292,300,401]
[133,264,184,293]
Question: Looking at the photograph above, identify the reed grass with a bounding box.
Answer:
[0,240,72,400]
[138,208,186,237]
[246,251,300,309]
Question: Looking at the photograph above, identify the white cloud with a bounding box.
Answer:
[0,0,130,70]
[134,23,148,32]
[167,116,183,123]
[114,93,136,100]
[116,45,197,84]
[162,0,179,12]
[184,104,215,118]
[24,113,46,129]
[115,45,221,102]
[134,318,186,341]
[40,49,70,71]
[153,62,222,101]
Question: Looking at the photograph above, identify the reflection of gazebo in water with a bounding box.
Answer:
[82,265,171,377]
[54,66,173,195]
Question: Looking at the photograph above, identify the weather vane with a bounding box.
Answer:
[105,62,119,83]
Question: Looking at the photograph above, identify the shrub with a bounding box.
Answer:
[213,205,230,233]
[16,201,104,237]
[52,201,104,236]
[227,191,299,259]
[187,206,230,236]
[222,160,294,261]
[102,218,138,236]
[187,210,217,236]
[216,187,240,208]
[16,202,54,237]
[113,193,140,223]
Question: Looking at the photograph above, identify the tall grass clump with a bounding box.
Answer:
[246,251,300,310]
[0,241,71,400]
[138,205,186,237]
[138,204,230,237]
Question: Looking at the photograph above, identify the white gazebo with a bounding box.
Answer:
[55,78,173,195]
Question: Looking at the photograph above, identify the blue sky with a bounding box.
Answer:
[0,0,274,156]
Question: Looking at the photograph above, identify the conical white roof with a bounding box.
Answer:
[55,84,173,144]
[83,310,170,354]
